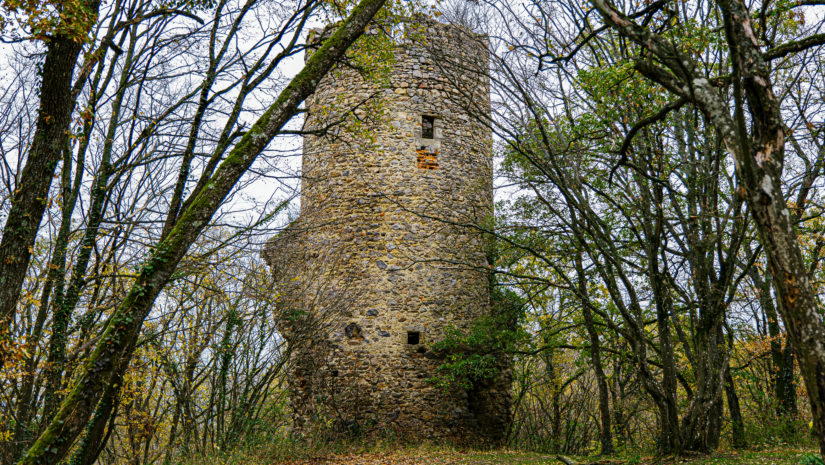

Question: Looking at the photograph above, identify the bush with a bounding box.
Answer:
[800,453,825,465]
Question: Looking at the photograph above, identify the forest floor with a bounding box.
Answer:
[267,447,819,465]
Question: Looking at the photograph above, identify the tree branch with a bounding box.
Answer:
[610,96,687,182]
[765,33,825,60]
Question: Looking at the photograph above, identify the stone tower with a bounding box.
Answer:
[264,19,510,443]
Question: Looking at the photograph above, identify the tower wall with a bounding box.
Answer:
[265,20,508,443]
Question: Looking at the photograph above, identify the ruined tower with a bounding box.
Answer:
[264,20,510,443]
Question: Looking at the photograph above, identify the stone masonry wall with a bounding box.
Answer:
[264,19,510,444]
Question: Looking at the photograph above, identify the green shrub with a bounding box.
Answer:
[428,287,526,390]
[800,453,825,465]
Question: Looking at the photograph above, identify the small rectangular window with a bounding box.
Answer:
[422,115,435,139]
[407,331,420,345]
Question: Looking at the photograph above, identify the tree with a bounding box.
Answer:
[13,0,389,462]
[588,0,825,455]
[0,0,103,365]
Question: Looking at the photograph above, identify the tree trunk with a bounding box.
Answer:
[42,27,134,422]
[0,35,85,364]
[777,340,797,418]
[16,2,388,462]
[10,130,86,459]
[611,359,628,449]
[588,0,825,455]
[679,309,726,452]
[575,253,614,455]
[544,347,563,451]
[67,368,124,465]
[724,366,746,448]
[638,178,680,455]
[716,0,825,452]
[652,274,680,455]
[748,258,798,422]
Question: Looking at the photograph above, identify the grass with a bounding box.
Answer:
[181,433,820,465]
[254,446,820,465]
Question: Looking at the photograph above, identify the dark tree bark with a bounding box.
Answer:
[777,339,797,418]
[664,116,746,453]
[679,303,727,452]
[8,124,87,461]
[724,328,746,449]
[724,369,746,449]
[637,171,681,455]
[66,366,125,465]
[0,34,88,364]
[16,1,388,462]
[650,264,681,454]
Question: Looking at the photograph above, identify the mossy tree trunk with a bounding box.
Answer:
[0,26,95,365]
[41,20,137,425]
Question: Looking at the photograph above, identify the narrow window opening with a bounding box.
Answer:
[421,115,435,139]
[407,331,420,345]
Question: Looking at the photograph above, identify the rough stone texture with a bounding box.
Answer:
[264,19,510,444]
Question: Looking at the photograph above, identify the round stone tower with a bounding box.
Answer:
[265,19,509,443]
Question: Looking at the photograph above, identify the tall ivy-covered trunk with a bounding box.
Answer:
[41,26,135,422]
[0,36,85,364]
[66,363,125,465]
[776,340,797,417]
[16,1,387,462]
[10,127,87,460]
